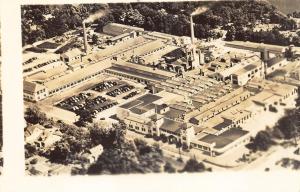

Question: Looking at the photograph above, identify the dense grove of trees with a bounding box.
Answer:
[22,1,294,46]
[21,4,108,45]
[226,27,300,46]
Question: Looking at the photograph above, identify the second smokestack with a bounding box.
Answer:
[83,21,88,54]
[190,15,195,45]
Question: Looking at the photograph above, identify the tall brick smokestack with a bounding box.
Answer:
[190,15,195,45]
[83,21,88,54]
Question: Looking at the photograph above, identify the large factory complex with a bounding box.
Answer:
[23,16,299,157]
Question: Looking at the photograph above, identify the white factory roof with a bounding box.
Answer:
[225,41,286,53]
[61,48,82,59]
[44,60,111,91]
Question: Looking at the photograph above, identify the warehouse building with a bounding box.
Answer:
[23,60,112,101]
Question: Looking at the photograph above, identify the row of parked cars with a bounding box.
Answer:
[56,92,92,111]
[106,85,134,97]
[90,101,118,117]
[57,92,119,116]
[92,81,118,92]
[85,96,107,108]
[122,90,139,100]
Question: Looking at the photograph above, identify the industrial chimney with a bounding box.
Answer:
[190,15,195,45]
[83,21,88,54]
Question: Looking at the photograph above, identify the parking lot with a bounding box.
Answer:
[30,74,147,123]
[52,76,146,120]
[91,80,141,100]
[56,92,118,118]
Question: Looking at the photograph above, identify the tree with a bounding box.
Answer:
[24,105,47,125]
[87,144,143,175]
[164,162,176,173]
[89,123,126,149]
[89,126,116,148]
[134,138,152,155]
[225,26,236,41]
[272,127,284,140]
[181,159,205,172]
[252,131,274,151]
[276,110,300,141]
[92,34,99,45]
[144,17,155,31]
[48,142,71,164]
[75,110,93,126]
[25,143,37,158]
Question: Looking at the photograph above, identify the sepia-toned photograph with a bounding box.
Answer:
[21,1,300,176]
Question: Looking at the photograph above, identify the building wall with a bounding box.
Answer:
[61,54,81,64]
[24,86,49,101]
[125,119,151,135]
[232,66,262,86]
[190,132,250,156]
[48,70,104,95]
[266,58,287,74]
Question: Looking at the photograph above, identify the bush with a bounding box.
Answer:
[25,143,37,158]
[164,162,176,173]
[269,105,278,113]
[265,167,270,172]
[181,159,205,173]
[250,131,275,151]
[160,134,168,143]
[47,142,71,164]
[29,158,38,164]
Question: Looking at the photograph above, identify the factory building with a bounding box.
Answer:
[23,60,111,101]
[117,94,203,145]
[106,31,138,45]
[117,92,252,156]
[225,41,286,55]
[231,62,263,86]
[116,78,298,156]
[23,81,48,101]
[60,48,82,64]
